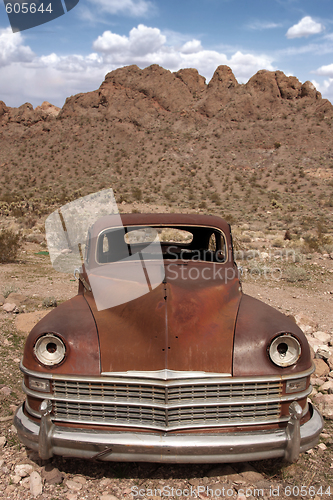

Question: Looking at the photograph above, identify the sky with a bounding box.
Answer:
[0,0,333,108]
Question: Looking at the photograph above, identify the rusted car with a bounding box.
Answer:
[14,205,323,463]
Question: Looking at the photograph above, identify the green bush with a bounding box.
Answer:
[0,229,21,263]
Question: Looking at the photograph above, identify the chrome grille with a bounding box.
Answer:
[51,379,282,430]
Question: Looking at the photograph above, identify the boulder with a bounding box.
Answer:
[5,293,27,306]
[30,471,43,497]
[313,331,331,344]
[35,101,60,117]
[313,393,333,419]
[15,310,49,335]
[2,303,16,313]
[300,81,318,99]
[314,358,330,377]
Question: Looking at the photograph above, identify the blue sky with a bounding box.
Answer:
[0,0,333,108]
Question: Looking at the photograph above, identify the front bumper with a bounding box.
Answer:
[14,401,323,463]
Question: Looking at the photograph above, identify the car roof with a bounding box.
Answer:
[90,213,231,235]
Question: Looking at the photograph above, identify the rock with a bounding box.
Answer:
[5,293,27,306]
[295,313,318,334]
[0,386,12,396]
[206,464,239,481]
[313,393,333,419]
[0,294,5,305]
[239,469,264,483]
[320,380,333,393]
[15,310,49,335]
[314,358,330,377]
[318,442,327,450]
[42,465,63,485]
[0,100,8,118]
[25,233,45,244]
[100,495,120,500]
[35,101,61,117]
[21,477,31,489]
[175,68,206,95]
[66,480,83,491]
[311,377,326,386]
[307,337,321,354]
[275,71,302,99]
[100,478,112,487]
[30,471,43,497]
[73,475,86,484]
[0,436,6,448]
[2,303,16,313]
[328,355,333,371]
[301,81,318,99]
[15,463,34,477]
[316,346,332,360]
[313,331,331,343]
[11,474,21,484]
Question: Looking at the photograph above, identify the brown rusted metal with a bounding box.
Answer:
[233,294,312,376]
[23,295,100,376]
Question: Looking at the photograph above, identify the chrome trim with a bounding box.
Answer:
[20,362,315,384]
[101,369,232,379]
[14,402,323,463]
[21,362,313,432]
[22,383,312,408]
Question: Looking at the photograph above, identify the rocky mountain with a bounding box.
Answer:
[0,64,332,233]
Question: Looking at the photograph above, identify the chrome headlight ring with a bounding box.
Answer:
[269,333,301,368]
[34,333,66,367]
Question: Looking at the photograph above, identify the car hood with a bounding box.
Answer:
[84,261,241,374]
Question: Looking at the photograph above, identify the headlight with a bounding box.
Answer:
[34,334,66,366]
[269,334,301,367]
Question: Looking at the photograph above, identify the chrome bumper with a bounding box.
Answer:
[14,401,323,463]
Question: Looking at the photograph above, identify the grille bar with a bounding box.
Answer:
[50,378,283,430]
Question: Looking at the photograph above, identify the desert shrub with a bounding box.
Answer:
[210,192,222,205]
[284,267,310,282]
[272,238,284,248]
[43,296,57,308]
[2,284,18,298]
[0,229,21,263]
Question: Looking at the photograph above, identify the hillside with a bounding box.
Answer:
[0,64,333,237]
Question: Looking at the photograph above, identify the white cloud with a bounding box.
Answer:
[0,27,34,67]
[93,25,166,57]
[180,39,203,54]
[286,16,324,39]
[0,24,276,107]
[313,63,333,77]
[92,25,275,82]
[87,0,153,16]
[311,78,333,102]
